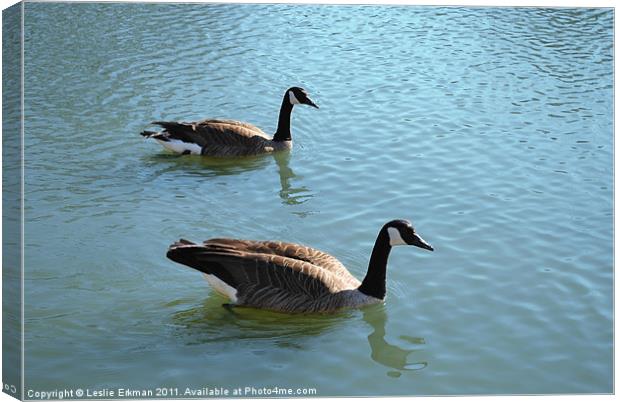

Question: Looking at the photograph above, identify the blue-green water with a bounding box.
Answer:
[19,3,612,396]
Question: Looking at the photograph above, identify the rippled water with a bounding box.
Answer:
[19,3,612,396]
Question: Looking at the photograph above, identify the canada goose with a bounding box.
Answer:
[166,219,434,313]
[140,87,318,157]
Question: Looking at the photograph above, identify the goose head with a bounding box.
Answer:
[383,219,434,251]
[287,87,319,109]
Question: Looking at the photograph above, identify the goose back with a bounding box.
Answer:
[206,238,360,287]
[151,119,291,157]
[167,239,368,313]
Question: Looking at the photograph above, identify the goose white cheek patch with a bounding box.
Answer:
[387,227,407,246]
[289,91,301,105]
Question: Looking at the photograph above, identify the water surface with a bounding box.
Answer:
[21,3,613,396]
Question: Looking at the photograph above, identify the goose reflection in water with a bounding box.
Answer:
[142,151,312,206]
[273,151,312,206]
[170,294,427,377]
[169,294,350,347]
[363,304,428,377]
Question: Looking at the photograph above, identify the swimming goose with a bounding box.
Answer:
[166,220,434,313]
[140,87,318,157]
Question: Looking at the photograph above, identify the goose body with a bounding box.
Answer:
[166,220,434,313]
[140,87,318,157]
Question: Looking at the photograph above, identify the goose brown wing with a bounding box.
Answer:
[167,241,354,308]
[206,239,360,286]
[195,119,267,133]
[152,119,270,148]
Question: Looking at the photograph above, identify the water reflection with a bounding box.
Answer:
[273,151,312,205]
[142,151,312,206]
[171,293,427,376]
[142,152,271,178]
[363,304,427,377]
[169,293,350,347]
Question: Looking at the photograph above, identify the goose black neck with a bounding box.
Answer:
[358,229,391,300]
[273,94,293,142]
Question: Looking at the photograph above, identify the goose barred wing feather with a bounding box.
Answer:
[152,119,271,155]
[167,240,359,312]
[206,239,360,287]
[194,119,266,133]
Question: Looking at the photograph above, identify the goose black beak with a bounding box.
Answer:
[409,233,434,251]
[305,98,319,109]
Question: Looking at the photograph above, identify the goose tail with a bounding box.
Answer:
[170,238,197,248]
[152,121,189,132]
[166,239,202,269]
[140,130,159,138]
[167,239,240,302]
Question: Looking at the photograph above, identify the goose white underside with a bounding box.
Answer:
[203,274,238,302]
[156,139,202,155]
